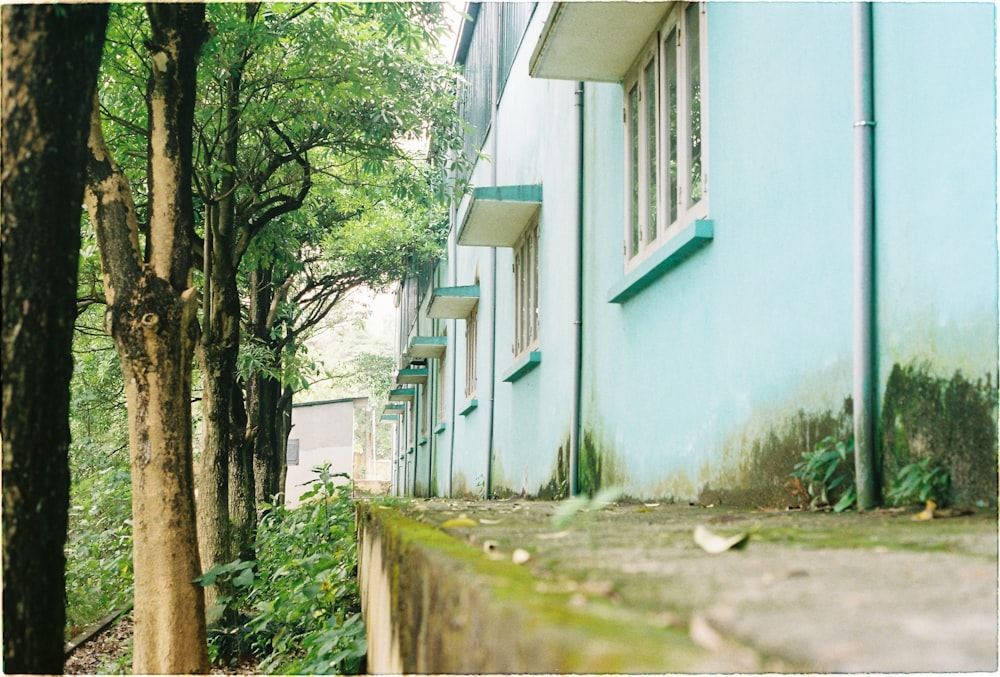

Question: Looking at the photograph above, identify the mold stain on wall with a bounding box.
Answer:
[700,400,854,508]
[881,362,998,506]
[577,429,627,497]
[538,438,571,500]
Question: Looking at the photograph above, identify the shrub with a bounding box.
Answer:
[791,436,857,512]
[199,465,366,674]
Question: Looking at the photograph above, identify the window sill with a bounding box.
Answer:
[460,399,479,416]
[502,350,542,383]
[608,219,714,304]
[419,437,428,447]
[434,423,447,435]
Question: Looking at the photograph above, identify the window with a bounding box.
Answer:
[436,343,447,425]
[465,303,478,400]
[287,439,300,466]
[513,216,540,357]
[624,2,707,268]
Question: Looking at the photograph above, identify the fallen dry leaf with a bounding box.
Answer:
[693,524,751,554]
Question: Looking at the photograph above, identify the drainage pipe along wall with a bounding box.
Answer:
[852,1,878,510]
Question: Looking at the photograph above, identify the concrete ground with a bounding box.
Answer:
[361,498,997,673]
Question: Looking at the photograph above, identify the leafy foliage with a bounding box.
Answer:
[198,466,365,674]
[887,458,950,506]
[65,270,133,637]
[791,436,858,512]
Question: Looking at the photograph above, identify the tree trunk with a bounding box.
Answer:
[247,266,283,503]
[84,5,210,672]
[249,371,285,504]
[195,203,239,622]
[229,382,256,562]
[1,5,107,672]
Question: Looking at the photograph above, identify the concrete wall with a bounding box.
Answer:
[576,1,996,503]
[392,1,997,505]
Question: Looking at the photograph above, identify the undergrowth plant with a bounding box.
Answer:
[887,457,950,506]
[65,442,133,638]
[791,436,857,512]
[199,465,366,674]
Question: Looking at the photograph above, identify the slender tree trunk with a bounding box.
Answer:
[84,5,209,672]
[249,372,284,503]
[1,6,107,672]
[229,382,256,562]
[196,203,238,621]
[197,4,256,586]
[277,385,293,500]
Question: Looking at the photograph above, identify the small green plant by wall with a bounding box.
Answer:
[790,436,857,512]
[886,458,950,507]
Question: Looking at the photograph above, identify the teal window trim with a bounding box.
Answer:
[460,399,479,416]
[608,220,714,304]
[434,423,447,435]
[502,350,542,383]
[419,437,429,447]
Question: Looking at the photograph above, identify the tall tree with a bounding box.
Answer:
[188,1,462,573]
[83,5,210,672]
[1,5,108,672]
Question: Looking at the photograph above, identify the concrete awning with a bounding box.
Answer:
[397,367,428,385]
[388,387,416,402]
[457,185,542,247]
[408,335,447,359]
[427,285,479,319]
[529,2,670,82]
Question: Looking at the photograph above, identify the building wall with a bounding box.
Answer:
[395,1,997,505]
[579,2,996,503]
[870,3,998,503]
[286,398,362,504]
[446,6,581,498]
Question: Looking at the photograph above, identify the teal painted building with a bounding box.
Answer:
[387,2,998,506]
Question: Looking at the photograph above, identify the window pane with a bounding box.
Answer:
[685,3,702,205]
[644,58,658,243]
[628,83,640,257]
[530,227,539,343]
[664,28,679,225]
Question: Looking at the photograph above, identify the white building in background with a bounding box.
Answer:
[286,397,390,504]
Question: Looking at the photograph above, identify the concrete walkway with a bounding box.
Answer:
[357,499,997,674]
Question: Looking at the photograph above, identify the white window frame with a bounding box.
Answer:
[513,216,540,358]
[624,2,708,271]
[465,303,478,400]
[436,343,447,424]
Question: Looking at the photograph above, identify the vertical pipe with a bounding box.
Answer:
[448,189,458,497]
[853,1,879,511]
[569,82,585,497]
[484,2,501,500]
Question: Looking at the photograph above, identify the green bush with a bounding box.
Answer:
[199,465,366,674]
[887,457,950,506]
[65,442,133,638]
[791,436,857,512]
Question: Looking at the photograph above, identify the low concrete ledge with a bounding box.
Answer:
[358,499,998,674]
[356,502,754,674]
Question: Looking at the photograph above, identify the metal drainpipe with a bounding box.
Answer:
[853,1,879,511]
[448,194,458,497]
[569,82,585,497]
[484,2,500,500]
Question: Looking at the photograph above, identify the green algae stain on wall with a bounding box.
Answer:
[881,362,998,506]
[699,401,854,508]
[538,438,571,500]
[578,430,627,497]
